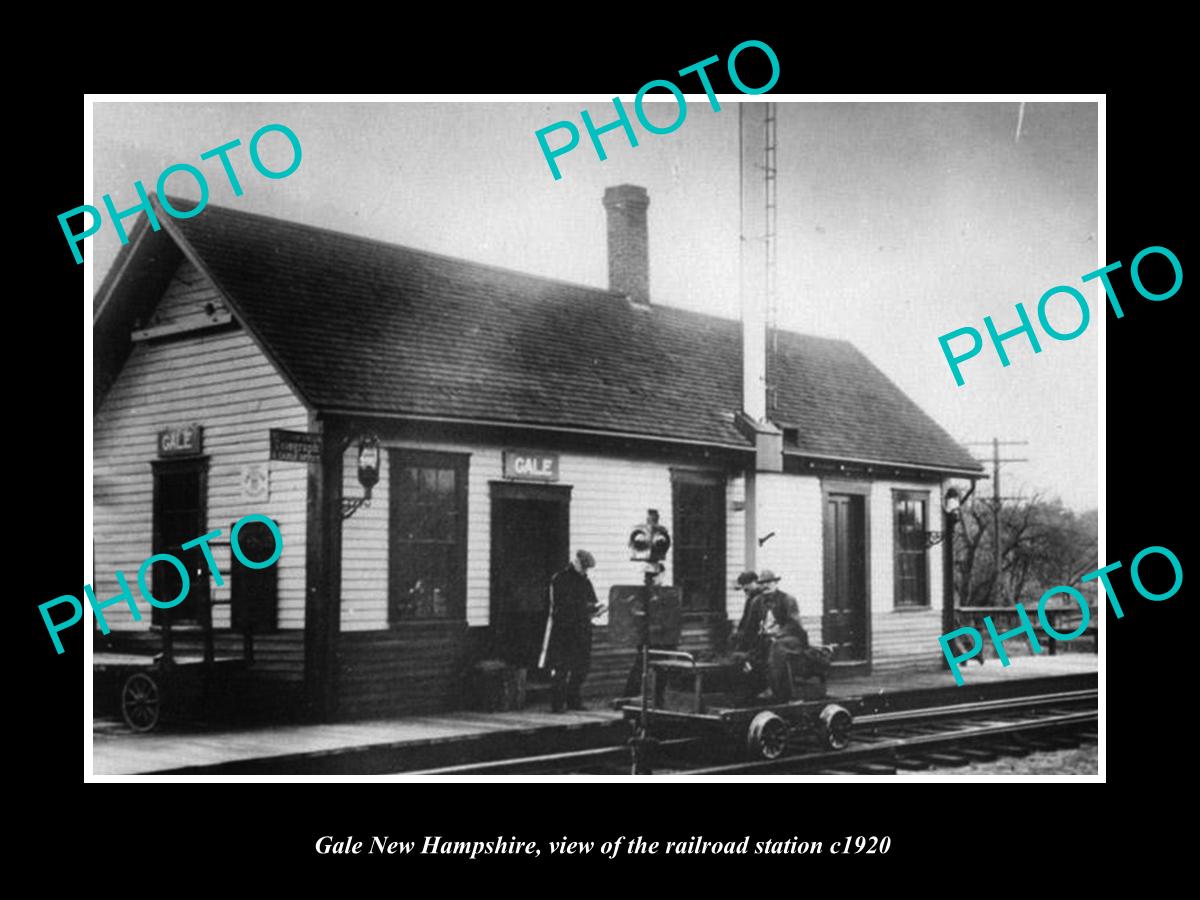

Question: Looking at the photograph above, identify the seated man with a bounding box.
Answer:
[731,571,766,652]
[729,571,769,700]
[756,570,810,702]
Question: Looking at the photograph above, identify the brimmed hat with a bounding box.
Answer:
[575,549,596,569]
[736,571,759,587]
[757,569,781,584]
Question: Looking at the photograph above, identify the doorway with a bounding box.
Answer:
[151,459,211,628]
[822,491,869,662]
[489,483,571,669]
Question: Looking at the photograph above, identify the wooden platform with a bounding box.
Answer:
[91,653,1097,776]
[93,653,242,668]
[92,707,622,775]
[832,652,1097,695]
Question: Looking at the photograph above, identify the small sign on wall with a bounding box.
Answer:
[503,450,559,481]
[270,428,323,464]
[157,423,203,457]
[241,463,270,502]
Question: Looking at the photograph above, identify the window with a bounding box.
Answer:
[389,450,468,622]
[672,471,726,614]
[894,490,930,608]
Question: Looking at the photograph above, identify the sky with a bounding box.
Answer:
[91,99,1099,511]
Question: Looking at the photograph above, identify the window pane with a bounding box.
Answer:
[672,476,726,612]
[390,454,466,621]
[420,467,438,495]
[895,494,929,607]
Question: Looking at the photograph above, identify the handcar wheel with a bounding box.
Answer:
[819,704,852,750]
[746,711,789,760]
[122,673,162,733]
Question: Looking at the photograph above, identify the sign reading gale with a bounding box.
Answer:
[270,429,323,464]
[503,450,559,481]
[158,423,202,457]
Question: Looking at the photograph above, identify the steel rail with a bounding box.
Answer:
[396,690,1097,776]
[854,688,1097,727]
[680,709,1096,775]
[404,737,700,776]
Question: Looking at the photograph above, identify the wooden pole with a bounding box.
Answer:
[941,504,956,669]
[304,416,344,722]
[992,437,1002,602]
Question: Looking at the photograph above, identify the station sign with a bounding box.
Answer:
[503,450,559,481]
[157,423,203,457]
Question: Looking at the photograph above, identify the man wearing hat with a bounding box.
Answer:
[730,571,772,699]
[539,549,605,712]
[732,571,767,654]
[756,569,810,701]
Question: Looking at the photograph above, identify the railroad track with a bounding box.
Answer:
[404,737,700,775]
[675,689,1098,775]
[405,689,1097,776]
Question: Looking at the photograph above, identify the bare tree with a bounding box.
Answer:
[953,493,1095,610]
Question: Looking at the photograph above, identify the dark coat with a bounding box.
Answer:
[733,589,766,651]
[735,588,809,653]
[762,589,809,646]
[539,565,599,669]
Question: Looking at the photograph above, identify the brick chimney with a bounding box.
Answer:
[602,185,650,305]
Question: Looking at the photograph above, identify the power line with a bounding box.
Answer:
[962,438,1030,602]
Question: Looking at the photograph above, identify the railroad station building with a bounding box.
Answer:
[92,186,983,722]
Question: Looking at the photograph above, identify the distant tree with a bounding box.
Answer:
[953,494,1096,609]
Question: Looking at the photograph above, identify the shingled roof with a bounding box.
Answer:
[95,199,981,474]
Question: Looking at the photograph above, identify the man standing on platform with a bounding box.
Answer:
[540,549,605,712]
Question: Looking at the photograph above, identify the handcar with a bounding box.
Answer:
[616,649,854,760]
[93,592,254,733]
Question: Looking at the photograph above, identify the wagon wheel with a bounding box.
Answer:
[746,711,788,760]
[121,672,162,733]
[819,704,852,750]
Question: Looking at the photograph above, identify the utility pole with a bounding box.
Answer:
[963,439,1029,603]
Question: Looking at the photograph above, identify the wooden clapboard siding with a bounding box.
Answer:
[335,625,469,718]
[340,438,501,631]
[753,472,826,643]
[94,629,305,678]
[333,617,731,715]
[340,440,684,631]
[336,439,741,713]
[566,452,674,625]
[868,609,943,672]
[93,629,305,719]
[150,256,230,328]
[583,618,729,700]
[93,259,310,637]
[868,480,944,670]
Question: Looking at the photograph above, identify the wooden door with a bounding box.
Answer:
[823,493,867,661]
[490,489,570,668]
[151,460,211,627]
